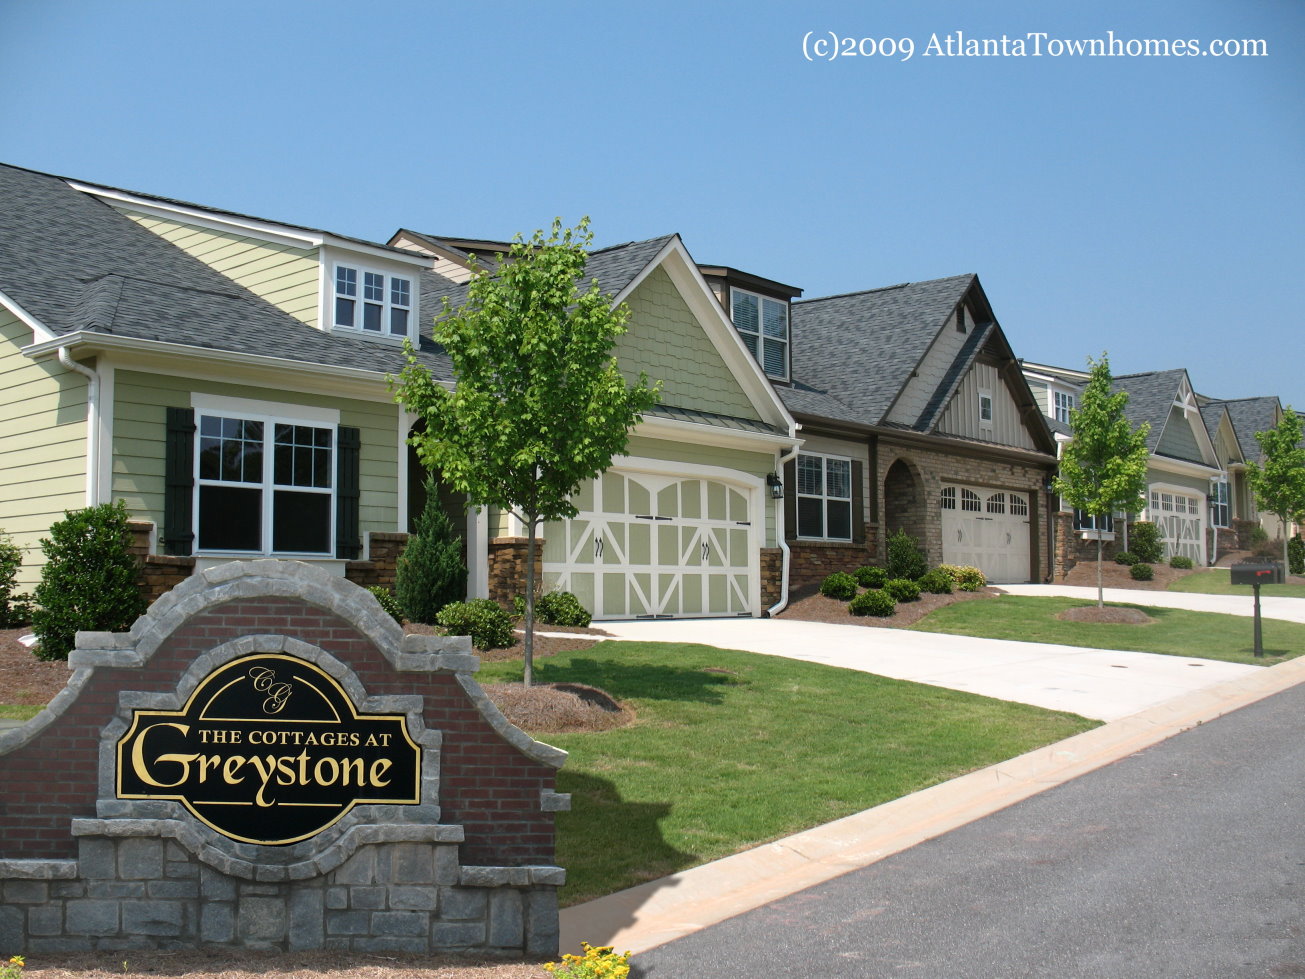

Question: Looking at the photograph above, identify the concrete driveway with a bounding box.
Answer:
[598,615,1258,722]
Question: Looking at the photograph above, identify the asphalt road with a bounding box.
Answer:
[632,681,1305,978]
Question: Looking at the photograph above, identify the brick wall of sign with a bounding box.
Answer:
[0,562,568,957]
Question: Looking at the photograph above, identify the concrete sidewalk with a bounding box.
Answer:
[559,654,1305,957]
[996,582,1305,623]
[597,617,1257,722]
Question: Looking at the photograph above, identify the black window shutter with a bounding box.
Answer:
[783,459,797,541]
[852,459,865,545]
[163,407,195,556]
[335,426,361,560]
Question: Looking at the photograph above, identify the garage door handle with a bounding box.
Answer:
[702,541,711,561]
[594,537,604,559]
[735,521,751,526]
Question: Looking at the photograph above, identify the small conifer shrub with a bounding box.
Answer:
[368,586,405,625]
[885,529,928,581]
[395,477,467,624]
[1130,521,1164,563]
[0,531,29,628]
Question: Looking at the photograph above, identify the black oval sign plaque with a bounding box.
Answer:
[116,653,421,845]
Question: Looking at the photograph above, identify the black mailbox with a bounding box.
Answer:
[1230,562,1284,586]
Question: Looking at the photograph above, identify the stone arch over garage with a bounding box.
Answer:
[882,456,930,557]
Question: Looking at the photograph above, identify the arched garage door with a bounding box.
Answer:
[940,484,1031,584]
[542,468,757,619]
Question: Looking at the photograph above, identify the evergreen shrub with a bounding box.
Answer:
[32,501,147,661]
[853,565,887,589]
[1290,536,1304,576]
[1168,555,1194,570]
[368,586,405,625]
[917,569,954,594]
[395,478,467,624]
[0,531,30,628]
[435,598,514,650]
[1129,521,1164,563]
[820,572,859,601]
[1113,551,1138,566]
[514,591,592,628]
[939,564,987,591]
[849,589,896,617]
[884,578,921,602]
[885,529,928,581]
[1130,562,1154,581]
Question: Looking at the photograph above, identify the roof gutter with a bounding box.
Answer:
[766,442,802,617]
[57,347,101,506]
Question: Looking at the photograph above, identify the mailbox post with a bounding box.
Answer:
[1230,561,1285,657]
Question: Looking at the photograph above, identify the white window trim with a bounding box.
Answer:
[329,259,419,344]
[1210,478,1231,528]
[978,388,994,428]
[190,394,341,559]
[1054,390,1075,425]
[796,451,853,542]
[729,286,789,382]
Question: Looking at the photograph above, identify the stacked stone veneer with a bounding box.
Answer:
[0,561,568,956]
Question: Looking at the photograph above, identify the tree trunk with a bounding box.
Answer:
[524,514,538,688]
[1097,534,1104,608]
[1284,519,1291,574]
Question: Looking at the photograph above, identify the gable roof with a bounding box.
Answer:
[1205,395,1283,463]
[0,163,454,380]
[784,274,977,427]
[1111,369,1193,454]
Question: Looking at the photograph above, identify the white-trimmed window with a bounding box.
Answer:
[730,287,788,380]
[196,406,336,555]
[334,264,413,338]
[1054,390,1075,424]
[1211,480,1230,527]
[796,452,852,540]
[978,389,994,428]
[1074,509,1114,535]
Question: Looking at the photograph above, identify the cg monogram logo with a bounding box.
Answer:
[248,666,293,714]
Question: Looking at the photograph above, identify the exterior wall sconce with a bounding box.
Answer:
[767,472,784,499]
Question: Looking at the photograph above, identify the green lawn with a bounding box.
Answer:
[913,595,1305,664]
[478,640,1096,906]
[0,704,41,721]
[1168,568,1305,599]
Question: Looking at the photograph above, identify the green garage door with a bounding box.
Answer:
[542,469,756,619]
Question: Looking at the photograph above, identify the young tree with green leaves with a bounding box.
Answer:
[1246,407,1305,572]
[392,218,660,685]
[1053,355,1151,607]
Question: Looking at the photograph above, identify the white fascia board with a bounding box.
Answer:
[0,288,57,343]
[1149,454,1223,479]
[69,181,323,251]
[20,331,407,402]
[320,234,433,269]
[636,414,800,453]
[611,238,797,438]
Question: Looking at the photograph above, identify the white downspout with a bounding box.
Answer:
[766,444,801,616]
[58,347,100,505]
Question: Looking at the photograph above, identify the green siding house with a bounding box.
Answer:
[0,164,797,619]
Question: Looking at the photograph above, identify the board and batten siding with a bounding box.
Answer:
[1147,469,1211,498]
[0,310,89,587]
[885,308,970,427]
[1156,406,1205,464]
[112,370,401,544]
[619,266,760,422]
[937,361,1038,450]
[118,210,320,327]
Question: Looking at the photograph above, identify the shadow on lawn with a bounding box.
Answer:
[532,655,738,704]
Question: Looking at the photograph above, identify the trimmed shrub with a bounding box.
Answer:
[1130,521,1164,563]
[939,564,987,591]
[31,501,147,661]
[515,591,592,628]
[820,571,859,601]
[368,586,405,625]
[0,531,30,628]
[435,598,515,650]
[1249,525,1270,546]
[853,565,888,589]
[885,529,928,581]
[395,477,467,624]
[849,589,897,617]
[1290,536,1304,576]
[1113,551,1138,566]
[1168,555,1194,570]
[1130,562,1154,581]
[917,569,954,595]
[884,578,921,603]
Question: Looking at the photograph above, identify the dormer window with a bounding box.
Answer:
[334,264,413,338]
[730,287,788,380]
[1054,390,1075,424]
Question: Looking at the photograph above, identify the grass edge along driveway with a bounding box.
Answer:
[912,595,1305,665]
[1167,567,1305,599]
[478,640,1096,906]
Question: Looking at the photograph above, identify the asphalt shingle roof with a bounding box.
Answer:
[1206,396,1283,463]
[786,274,976,427]
[1111,369,1190,453]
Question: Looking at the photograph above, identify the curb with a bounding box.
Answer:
[559,654,1305,956]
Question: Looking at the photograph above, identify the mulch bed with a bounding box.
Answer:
[25,951,552,979]
[1058,559,1194,591]
[777,584,998,628]
[1057,605,1154,624]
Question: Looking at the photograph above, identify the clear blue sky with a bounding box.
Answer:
[2,0,1301,406]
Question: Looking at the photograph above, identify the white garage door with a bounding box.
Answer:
[940,485,1031,584]
[542,469,756,619]
[1149,489,1204,563]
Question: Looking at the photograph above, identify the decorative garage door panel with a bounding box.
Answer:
[543,470,756,619]
[940,485,1031,584]
[1149,489,1204,563]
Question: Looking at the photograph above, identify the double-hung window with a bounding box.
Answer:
[730,288,789,380]
[1210,480,1230,527]
[196,410,335,555]
[796,453,852,540]
[1054,391,1075,424]
[334,264,412,338]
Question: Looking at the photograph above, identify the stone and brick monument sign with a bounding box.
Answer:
[0,561,569,956]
